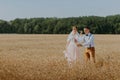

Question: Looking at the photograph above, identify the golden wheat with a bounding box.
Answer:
[0,34,120,80]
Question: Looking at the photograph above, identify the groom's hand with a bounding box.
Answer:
[77,43,82,47]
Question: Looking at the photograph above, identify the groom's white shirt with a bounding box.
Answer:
[78,33,95,48]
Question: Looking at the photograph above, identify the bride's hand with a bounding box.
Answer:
[74,39,78,43]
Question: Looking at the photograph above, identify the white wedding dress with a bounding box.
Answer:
[64,31,81,64]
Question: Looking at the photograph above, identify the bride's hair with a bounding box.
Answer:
[72,26,78,30]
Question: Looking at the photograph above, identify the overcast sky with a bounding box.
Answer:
[0,0,120,20]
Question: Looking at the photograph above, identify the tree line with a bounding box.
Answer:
[0,15,120,34]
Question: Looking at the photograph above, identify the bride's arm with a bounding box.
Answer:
[75,36,83,47]
[65,35,71,49]
[66,41,70,49]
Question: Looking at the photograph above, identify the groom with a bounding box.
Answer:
[75,27,95,63]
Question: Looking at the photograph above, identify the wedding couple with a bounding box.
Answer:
[64,26,95,66]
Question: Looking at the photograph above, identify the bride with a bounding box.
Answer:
[64,26,82,66]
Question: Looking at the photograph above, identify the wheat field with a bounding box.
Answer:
[0,34,120,80]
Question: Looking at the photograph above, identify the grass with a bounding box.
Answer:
[0,34,120,80]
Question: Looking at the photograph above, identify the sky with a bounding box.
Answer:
[0,0,120,21]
